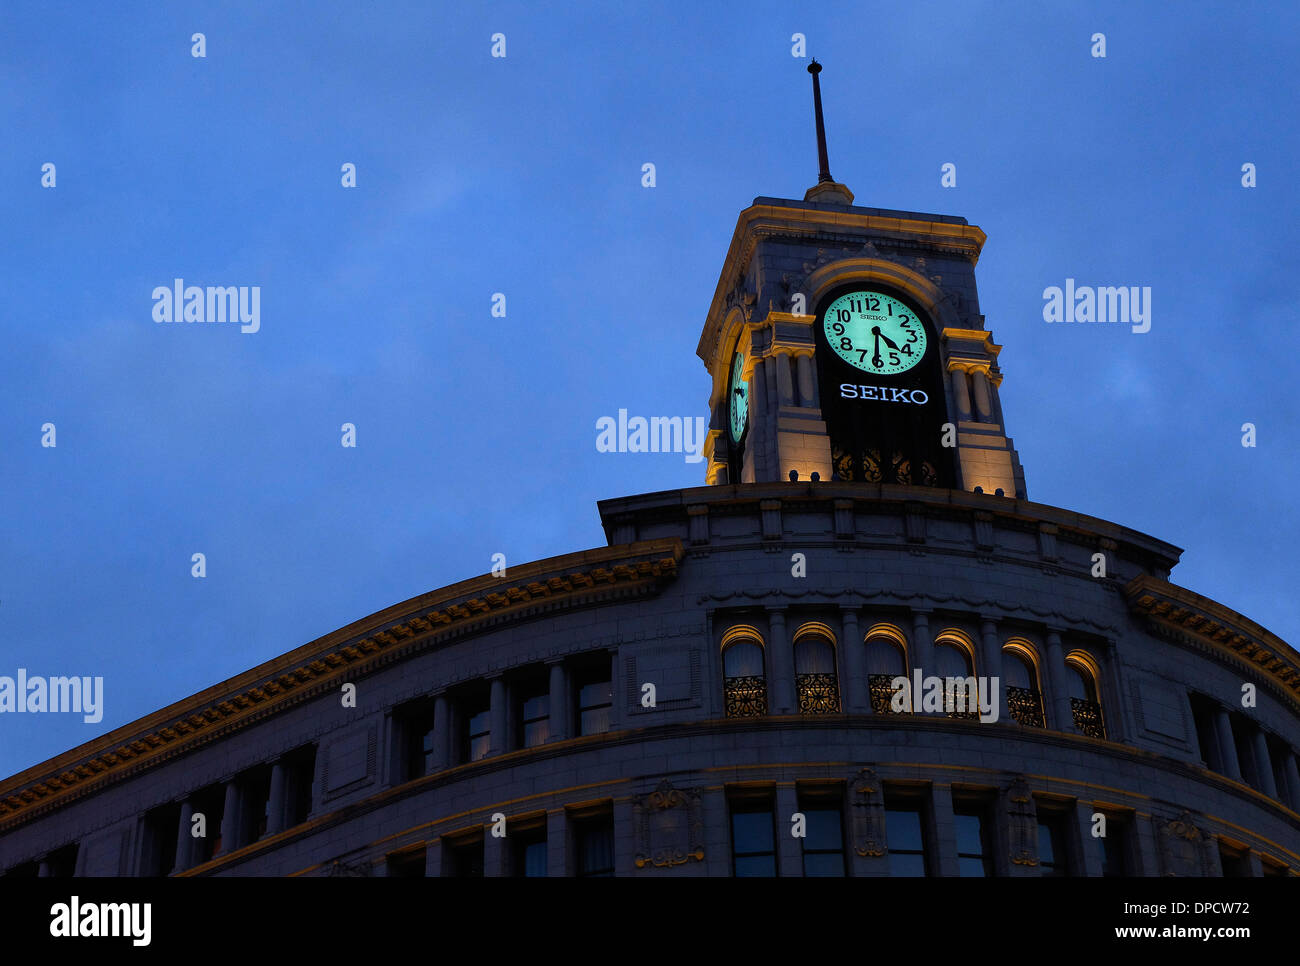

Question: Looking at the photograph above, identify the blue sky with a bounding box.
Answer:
[2,1,1297,779]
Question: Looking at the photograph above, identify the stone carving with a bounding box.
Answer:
[850,767,887,857]
[1156,810,1206,877]
[1005,776,1038,866]
[633,779,705,869]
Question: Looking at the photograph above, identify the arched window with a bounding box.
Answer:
[1002,641,1045,728]
[864,624,909,714]
[934,630,978,719]
[722,628,767,718]
[1065,651,1105,739]
[793,625,840,714]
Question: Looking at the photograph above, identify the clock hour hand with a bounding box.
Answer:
[878,331,901,351]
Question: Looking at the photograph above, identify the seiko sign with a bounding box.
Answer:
[839,384,929,405]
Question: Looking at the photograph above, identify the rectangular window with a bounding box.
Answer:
[396,697,438,781]
[798,793,845,877]
[953,801,993,877]
[282,745,317,828]
[43,843,79,878]
[140,803,180,876]
[884,796,928,877]
[386,846,426,877]
[444,836,485,878]
[238,765,272,844]
[513,825,548,877]
[1097,814,1130,876]
[1036,811,1069,876]
[1219,840,1251,877]
[519,693,550,748]
[730,796,777,877]
[571,655,614,737]
[573,811,615,877]
[1188,693,1220,770]
[191,785,226,864]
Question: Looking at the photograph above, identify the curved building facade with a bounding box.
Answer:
[3,177,1298,879]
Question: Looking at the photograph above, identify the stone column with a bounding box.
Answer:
[775,352,795,407]
[547,660,569,742]
[795,354,817,408]
[949,368,972,421]
[483,821,507,877]
[1252,731,1279,799]
[930,784,959,876]
[971,369,993,422]
[424,836,444,877]
[266,761,287,835]
[1075,801,1103,876]
[489,676,508,755]
[1213,709,1243,781]
[547,809,569,877]
[1045,630,1072,732]
[1283,752,1300,810]
[979,617,1004,723]
[218,779,241,856]
[1101,639,1127,742]
[910,610,933,690]
[840,608,867,714]
[777,784,802,876]
[173,800,194,873]
[431,694,450,771]
[768,609,795,714]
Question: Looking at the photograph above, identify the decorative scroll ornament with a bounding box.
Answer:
[326,858,371,877]
[1005,776,1039,867]
[633,779,705,869]
[850,767,887,857]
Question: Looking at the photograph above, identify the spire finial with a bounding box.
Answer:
[808,58,832,185]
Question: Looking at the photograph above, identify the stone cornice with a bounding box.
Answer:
[0,539,684,829]
[698,200,986,366]
[1124,575,1300,707]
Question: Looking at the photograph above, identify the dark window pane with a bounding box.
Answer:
[1098,822,1128,877]
[803,852,845,877]
[523,840,547,877]
[735,854,777,877]
[885,808,923,852]
[723,642,764,677]
[803,808,842,852]
[732,811,775,853]
[954,813,984,856]
[888,852,926,877]
[577,818,614,877]
[958,856,988,877]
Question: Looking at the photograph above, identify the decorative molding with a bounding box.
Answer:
[850,767,887,857]
[633,779,705,869]
[0,539,684,829]
[1155,810,1208,877]
[1004,776,1039,867]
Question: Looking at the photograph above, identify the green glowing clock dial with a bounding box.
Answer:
[728,351,749,443]
[823,290,927,375]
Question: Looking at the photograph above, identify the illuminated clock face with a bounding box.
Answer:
[728,351,749,443]
[822,290,927,375]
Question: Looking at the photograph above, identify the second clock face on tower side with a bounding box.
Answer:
[729,350,749,443]
[822,290,928,375]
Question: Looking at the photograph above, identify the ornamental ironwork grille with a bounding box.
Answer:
[1006,686,1045,728]
[868,674,904,714]
[796,672,841,714]
[1071,698,1105,739]
[724,675,768,718]
[943,680,980,719]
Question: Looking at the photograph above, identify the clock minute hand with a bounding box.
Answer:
[870,326,884,368]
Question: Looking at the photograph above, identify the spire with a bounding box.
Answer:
[803,60,855,205]
[808,59,833,184]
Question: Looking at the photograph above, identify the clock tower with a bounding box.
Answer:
[700,61,1027,498]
